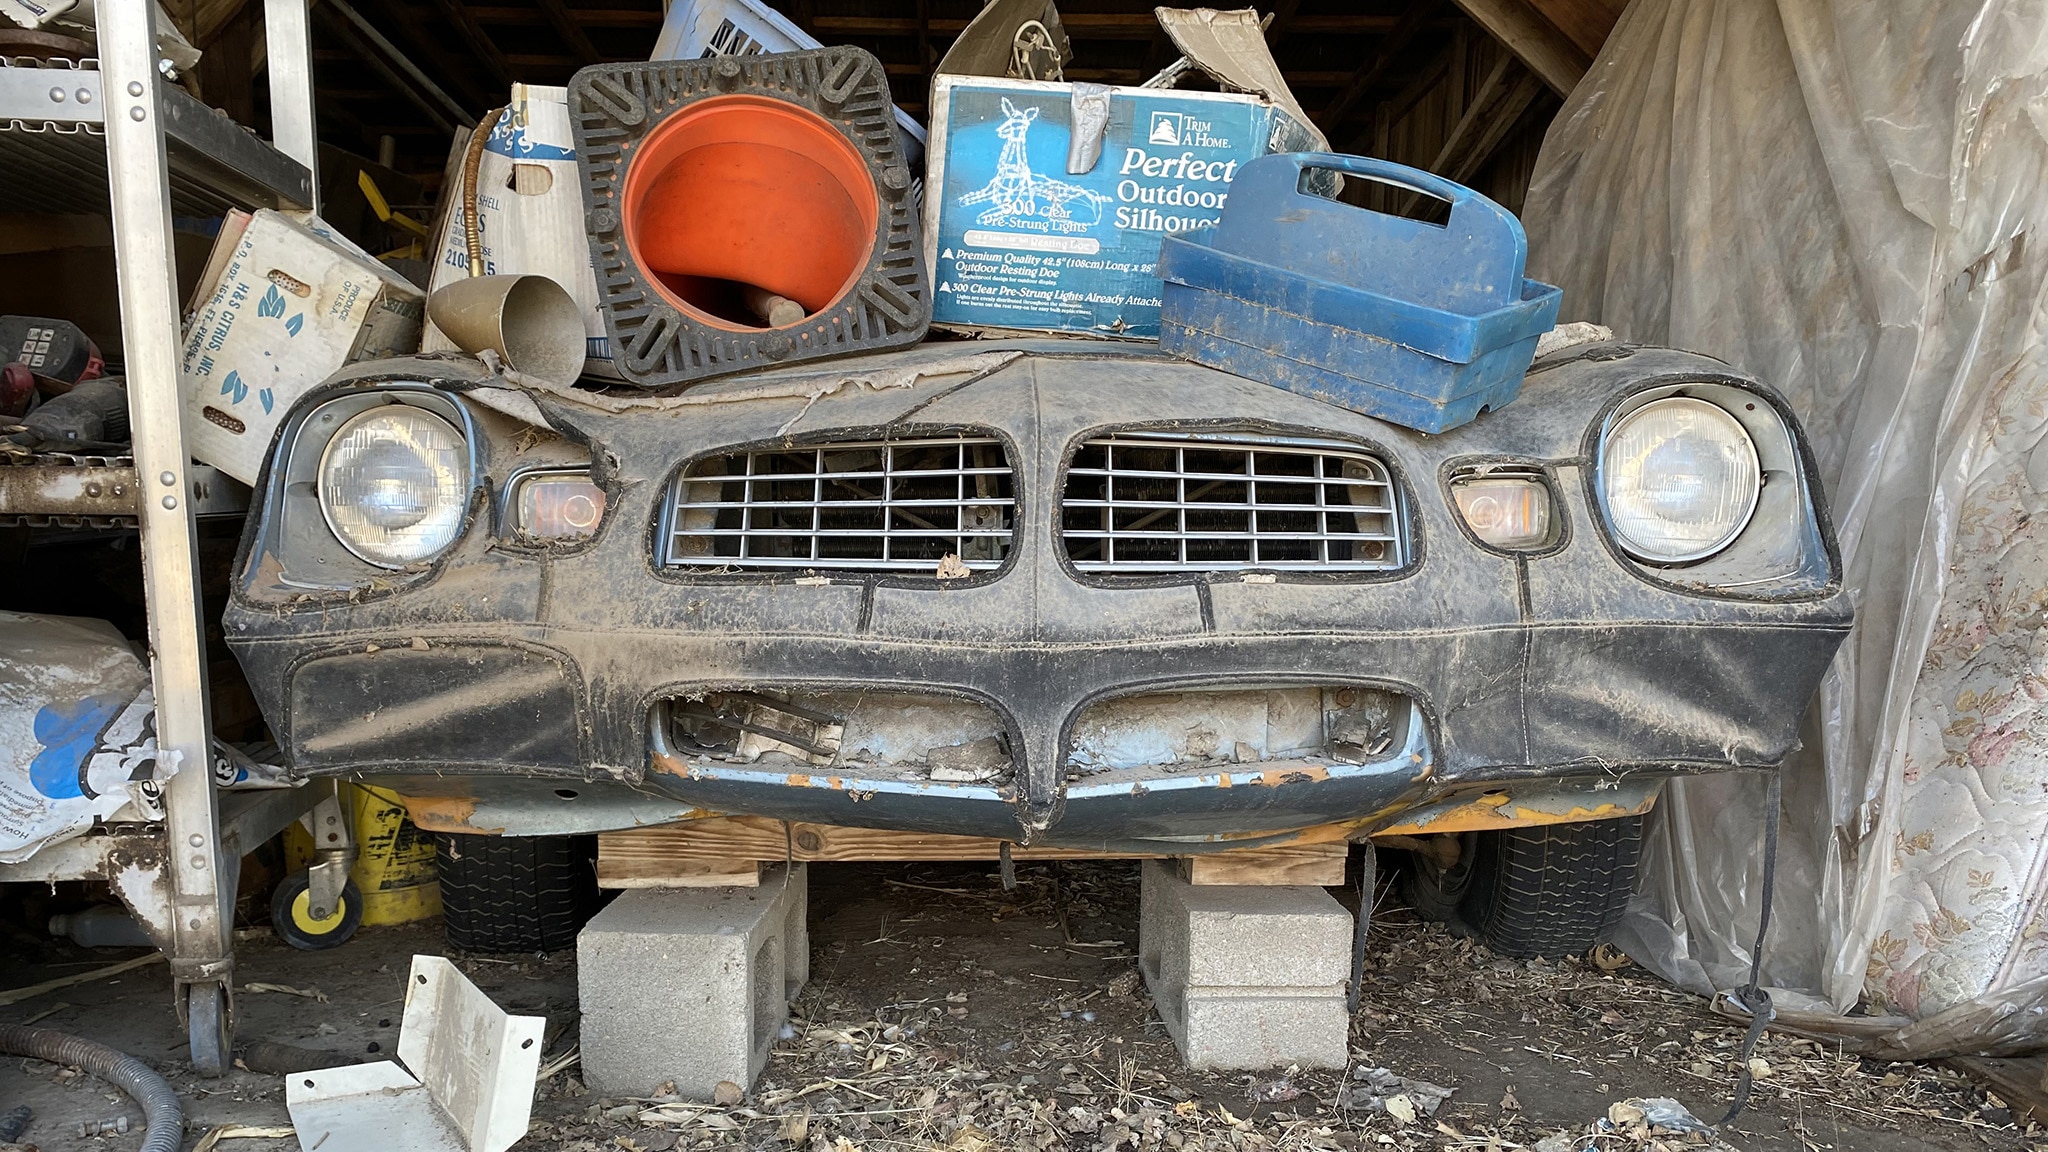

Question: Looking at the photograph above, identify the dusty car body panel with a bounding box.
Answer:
[224,342,1851,848]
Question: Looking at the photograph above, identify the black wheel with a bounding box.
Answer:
[434,833,600,953]
[270,871,364,951]
[1403,817,1643,959]
[188,980,231,1077]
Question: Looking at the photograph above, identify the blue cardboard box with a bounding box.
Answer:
[924,75,1320,339]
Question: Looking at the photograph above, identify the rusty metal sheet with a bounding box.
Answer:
[0,455,139,525]
[1369,777,1662,837]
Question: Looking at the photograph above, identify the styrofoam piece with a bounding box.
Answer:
[286,955,544,1152]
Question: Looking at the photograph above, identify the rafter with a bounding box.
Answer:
[1318,0,1442,136]
[1447,0,1589,95]
[316,5,458,135]
[534,0,603,65]
[366,0,496,111]
[430,0,515,91]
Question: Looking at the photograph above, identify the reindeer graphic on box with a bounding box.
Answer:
[958,98,1111,228]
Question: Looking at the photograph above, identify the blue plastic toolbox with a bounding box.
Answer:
[1156,153,1562,434]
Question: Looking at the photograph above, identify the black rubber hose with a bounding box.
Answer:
[0,1023,182,1152]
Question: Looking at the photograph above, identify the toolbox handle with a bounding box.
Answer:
[1215,153,1529,314]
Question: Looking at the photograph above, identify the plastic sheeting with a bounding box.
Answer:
[1522,0,2048,1054]
[0,612,161,863]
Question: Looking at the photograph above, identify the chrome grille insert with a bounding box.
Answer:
[1061,435,1404,572]
[666,436,1015,572]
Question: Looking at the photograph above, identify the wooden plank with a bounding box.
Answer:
[596,835,761,890]
[596,818,1357,886]
[1182,843,1347,886]
[1947,1055,2048,1126]
[1444,73,1544,184]
[605,816,1140,864]
[1447,0,1590,97]
[1523,0,1625,58]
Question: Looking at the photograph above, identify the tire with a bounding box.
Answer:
[1404,817,1643,959]
[270,872,364,951]
[434,833,600,953]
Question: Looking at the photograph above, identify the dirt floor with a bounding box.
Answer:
[1,860,2041,1152]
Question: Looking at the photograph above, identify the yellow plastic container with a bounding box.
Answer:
[345,784,442,925]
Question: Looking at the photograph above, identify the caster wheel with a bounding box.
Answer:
[188,980,231,1077]
[271,871,363,951]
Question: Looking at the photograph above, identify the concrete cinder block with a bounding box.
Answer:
[1139,859,1350,1070]
[577,863,807,1099]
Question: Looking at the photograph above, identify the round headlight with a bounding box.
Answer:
[318,406,470,568]
[1600,396,1760,563]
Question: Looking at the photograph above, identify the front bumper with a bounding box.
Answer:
[225,343,1853,847]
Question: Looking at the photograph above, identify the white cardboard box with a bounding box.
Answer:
[179,210,425,484]
[419,84,618,380]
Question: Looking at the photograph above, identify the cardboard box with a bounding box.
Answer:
[924,76,1322,339]
[651,0,927,171]
[420,84,619,380]
[179,209,425,484]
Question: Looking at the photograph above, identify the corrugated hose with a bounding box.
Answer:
[0,1023,183,1152]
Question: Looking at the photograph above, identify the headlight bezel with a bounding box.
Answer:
[1597,395,1762,564]
[1585,377,1837,598]
[246,384,483,593]
[317,404,474,569]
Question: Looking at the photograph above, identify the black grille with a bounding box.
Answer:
[665,437,1015,573]
[1060,435,1403,572]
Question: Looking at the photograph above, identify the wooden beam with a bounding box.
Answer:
[1445,73,1544,184]
[1346,38,1453,151]
[1180,843,1346,886]
[1947,1056,2048,1127]
[1262,0,1303,51]
[594,817,1355,887]
[462,5,662,27]
[597,847,762,890]
[505,53,581,69]
[195,0,260,124]
[1523,0,1624,57]
[1427,52,1513,174]
[194,0,252,47]
[316,6,458,135]
[430,0,513,91]
[534,0,601,66]
[1318,0,1442,135]
[1448,0,1589,96]
[367,0,495,113]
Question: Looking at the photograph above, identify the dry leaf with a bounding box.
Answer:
[1590,943,1633,971]
[1385,1094,1417,1124]
[1748,1056,1773,1079]
[1499,1087,1521,1112]
[712,1079,744,1106]
[946,1125,995,1152]
[192,1126,295,1152]
[240,982,328,1003]
[1607,1101,1646,1127]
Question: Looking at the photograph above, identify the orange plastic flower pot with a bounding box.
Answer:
[569,48,928,388]
[623,94,879,330]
